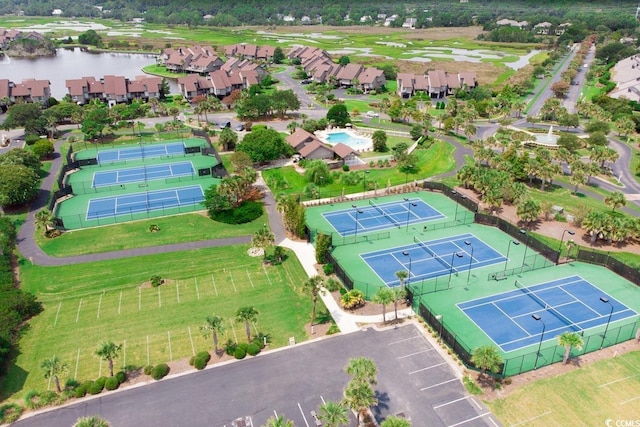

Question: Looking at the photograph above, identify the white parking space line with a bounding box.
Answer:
[447,412,491,427]
[470,397,483,410]
[398,349,434,359]
[320,395,326,404]
[297,402,310,427]
[420,378,458,391]
[487,417,500,427]
[409,362,448,375]
[432,395,473,409]
[387,335,422,345]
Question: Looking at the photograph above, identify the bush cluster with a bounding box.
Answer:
[87,380,104,395]
[247,343,261,356]
[210,200,263,224]
[150,363,170,380]
[150,274,163,287]
[234,347,246,359]
[0,403,23,424]
[104,376,120,391]
[193,351,211,370]
[24,390,58,410]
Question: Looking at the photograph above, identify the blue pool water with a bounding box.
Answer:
[325,131,370,150]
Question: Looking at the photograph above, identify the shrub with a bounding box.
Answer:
[105,376,120,391]
[325,278,341,292]
[340,289,365,310]
[0,403,23,424]
[24,134,40,146]
[327,324,340,335]
[210,201,263,224]
[234,347,247,359]
[225,339,237,356]
[193,351,211,370]
[323,263,334,275]
[151,363,170,380]
[95,376,107,389]
[123,364,141,373]
[189,356,195,366]
[342,164,349,171]
[196,351,211,362]
[237,342,249,352]
[74,384,87,398]
[143,365,153,375]
[150,274,163,287]
[339,286,348,296]
[115,371,127,384]
[247,343,261,356]
[32,139,55,159]
[87,381,104,395]
[64,378,80,391]
[369,161,375,168]
[252,339,265,350]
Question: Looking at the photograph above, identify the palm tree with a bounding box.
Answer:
[372,287,395,324]
[557,331,584,365]
[235,306,259,342]
[262,415,294,427]
[95,341,122,377]
[317,401,349,427]
[252,225,275,261]
[34,209,54,235]
[470,345,503,378]
[343,381,377,426]
[304,276,324,326]
[41,355,69,393]
[200,315,225,354]
[582,210,609,244]
[380,416,412,427]
[73,416,111,427]
[569,167,587,195]
[604,191,626,212]
[345,357,377,386]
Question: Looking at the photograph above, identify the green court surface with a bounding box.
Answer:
[306,191,640,373]
[73,137,207,162]
[57,148,221,230]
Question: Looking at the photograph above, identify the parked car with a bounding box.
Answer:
[219,121,231,129]
[236,124,245,131]
[301,79,311,85]
[366,111,379,118]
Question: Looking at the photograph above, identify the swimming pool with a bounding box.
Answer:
[323,131,372,150]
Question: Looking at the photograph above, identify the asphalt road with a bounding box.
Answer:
[15,324,500,427]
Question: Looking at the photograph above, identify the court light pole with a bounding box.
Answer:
[520,229,529,269]
[504,240,520,273]
[402,250,412,288]
[403,197,418,232]
[557,229,575,265]
[599,297,614,349]
[448,252,464,289]
[532,314,546,370]
[352,205,363,241]
[362,170,370,197]
[464,240,474,284]
[451,190,460,222]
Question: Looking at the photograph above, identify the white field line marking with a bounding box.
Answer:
[447,413,491,427]
[176,280,180,303]
[247,269,255,289]
[118,290,122,314]
[387,335,421,345]
[188,327,195,356]
[138,287,141,311]
[146,336,150,366]
[420,378,458,391]
[620,395,640,405]
[74,348,80,379]
[599,374,640,387]
[122,339,126,367]
[230,271,237,293]
[168,331,172,361]
[263,264,273,286]
[98,359,102,377]
[195,277,200,300]
[229,319,238,343]
[252,321,259,336]
[409,362,447,374]
[211,274,218,296]
[283,263,295,286]
[53,302,62,327]
[158,286,161,308]
[509,411,553,427]
[97,292,104,319]
[433,395,472,409]
[75,299,83,323]
[297,402,310,427]
[398,349,433,359]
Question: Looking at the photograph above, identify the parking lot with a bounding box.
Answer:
[16,324,500,427]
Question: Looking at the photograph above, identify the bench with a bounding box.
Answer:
[310,410,322,426]
[494,272,508,281]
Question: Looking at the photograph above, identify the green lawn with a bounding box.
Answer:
[141,64,187,78]
[263,140,455,200]
[35,212,266,257]
[2,245,312,401]
[486,351,640,425]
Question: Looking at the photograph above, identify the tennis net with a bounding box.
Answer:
[369,200,401,227]
[515,280,581,330]
[413,236,457,274]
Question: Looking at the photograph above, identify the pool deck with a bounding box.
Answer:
[316,128,373,152]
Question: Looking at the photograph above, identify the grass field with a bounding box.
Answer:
[486,351,640,426]
[2,245,312,400]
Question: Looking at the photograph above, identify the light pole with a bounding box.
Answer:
[362,170,370,197]
[352,205,363,240]
[318,176,323,200]
[448,252,464,288]
[403,198,418,232]
[599,297,614,349]
[464,240,474,284]
[557,229,576,265]
[435,314,443,340]
[402,250,412,288]
[532,314,546,370]
[520,229,529,269]
[504,240,520,273]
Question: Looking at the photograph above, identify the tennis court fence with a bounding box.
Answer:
[410,290,640,377]
[421,210,474,231]
[308,228,391,247]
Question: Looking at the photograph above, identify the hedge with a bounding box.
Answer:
[104,376,120,391]
[151,363,170,380]
[234,347,247,359]
[87,381,104,395]
[193,351,211,370]
[115,371,127,384]
[247,343,261,356]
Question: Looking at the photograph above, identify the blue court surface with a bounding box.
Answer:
[458,275,638,352]
[97,143,185,163]
[92,161,195,187]
[361,233,505,286]
[86,185,204,220]
[322,198,444,236]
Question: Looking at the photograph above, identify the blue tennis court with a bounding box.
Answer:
[97,143,185,163]
[92,161,195,187]
[458,275,638,352]
[361,233,505,286]
[322,198,445,236]
[86,185,204,220]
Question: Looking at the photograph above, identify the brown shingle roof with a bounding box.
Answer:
[286,128,318,150]
[298,140,332,157]
[332,143,356,159]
